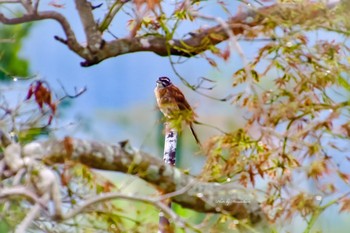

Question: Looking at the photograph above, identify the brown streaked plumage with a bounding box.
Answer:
[154,77,200,145]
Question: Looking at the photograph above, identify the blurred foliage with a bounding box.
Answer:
[1,162,161,232]
[198,1,350,232]
[0,83,55,145]
[17,127,50,143]
[0,24,32,81]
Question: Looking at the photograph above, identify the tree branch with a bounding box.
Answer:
[0,0,341,66]
[0,186,43,205]
[58,192,199,231]
[15,193,50,233]
[74,0,103,52]
[80,0,342,66]
[35,138,266,225]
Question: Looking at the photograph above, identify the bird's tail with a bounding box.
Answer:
[189,123,201,146]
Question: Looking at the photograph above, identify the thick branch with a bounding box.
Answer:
[78,0,342,66]
[0,0,341,66]
[37,138,266,225]
[74,0,103,52]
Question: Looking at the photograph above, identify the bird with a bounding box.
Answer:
[154,76,200,145]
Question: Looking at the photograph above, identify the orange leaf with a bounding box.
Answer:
[248,165,255,186]
[103,180,115,192]
[147,0,160,10]
[206,57,217,67]
[256,165,264,178]
[239,173,248,187]
[338,171,350,184]
[133,0,160,10]
[307,160,328,180]
[64,136,74,158]
[340,198,350,213]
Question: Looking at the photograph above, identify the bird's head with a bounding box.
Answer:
[156,76,172,88]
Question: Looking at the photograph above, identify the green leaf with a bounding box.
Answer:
[0,23,32,81]
[18,127,50,143]
[338,76,350,92]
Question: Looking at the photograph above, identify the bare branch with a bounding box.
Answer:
[0,186,43,205]
[74,0,103,52]
[15,193,50,233]
[57,81,87,101]
[190,11,253,82]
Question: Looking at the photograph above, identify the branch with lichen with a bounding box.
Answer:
[43,138,264,219]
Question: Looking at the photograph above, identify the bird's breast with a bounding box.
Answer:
[154,87,179,118]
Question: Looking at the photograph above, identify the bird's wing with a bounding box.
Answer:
[172,86,192,111]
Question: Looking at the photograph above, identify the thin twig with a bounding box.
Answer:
[59,192,199,231]
[98,0,131,32]
[0,186,43,205]
[155,179,196,202]
[190,11,256,94]
[15,193,50,233]
[57,80,87,101]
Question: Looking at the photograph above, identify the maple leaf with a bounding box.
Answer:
[26,80,57,125]
[290,193,317,216]
[133,0,160,10]
[338,171,350,184]
[248,165,255,186]
[340,198,350,213]
[239,173,248,187]
[307,160,329,180]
